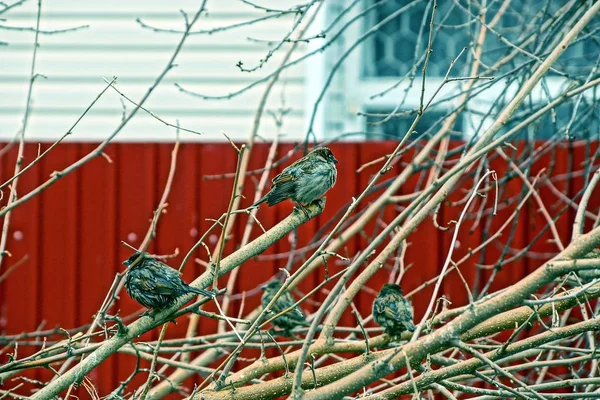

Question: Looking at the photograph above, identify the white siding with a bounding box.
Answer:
[0,1,309,142]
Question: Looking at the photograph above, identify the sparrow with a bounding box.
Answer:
[261,280,307,335]
[123,252,214,311]
[372,283,416,337]
[252,147,338,216]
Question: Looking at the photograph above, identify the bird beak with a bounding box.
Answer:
[123,260,130,266]
[333,157,339,164]
[260,284,267,291]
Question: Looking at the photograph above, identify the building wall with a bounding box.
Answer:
[1,0,308,142]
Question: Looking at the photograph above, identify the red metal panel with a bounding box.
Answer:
[114,143,158,394]
[36,144,80,388]
[232,143,277,315]
[197,142,236,318]
[230,143,278,372]
[151,143,203,394]
[261,143,304,364]
[38,144,79,328]
[195,143,237,382]
[0,141,598,396]
[315,142,359,328]
[355,142,405,323]
[398,144,441,321]
[0,144,43,394]
[565,141,600,329]
[78,143,119,392]
[571,141,600,236]
[526,141,571,275]
[0,146,41,332]
[481,143,529,295]
[441,141,483,309]
[154,144,200,340]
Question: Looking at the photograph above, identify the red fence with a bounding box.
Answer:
[0,141,598,397]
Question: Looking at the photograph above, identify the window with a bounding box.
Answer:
[328,0,600,141]
[364,0,469,78]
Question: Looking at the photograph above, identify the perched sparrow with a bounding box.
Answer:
[124,252,214,311]
[261,280,307,335]
[372,283,416,337]
[252,147,338,215]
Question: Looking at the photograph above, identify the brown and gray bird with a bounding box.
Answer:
[124,252,214,311]
[372,283,416,337]
[261,280,307,335]
[252,147,338,215]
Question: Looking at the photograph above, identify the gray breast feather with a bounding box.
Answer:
[293,163,337,204]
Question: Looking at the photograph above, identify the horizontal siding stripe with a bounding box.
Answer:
[0,107,305,117]
[8,12,289,19]
[0,75,305,84]
[3,43,299,51]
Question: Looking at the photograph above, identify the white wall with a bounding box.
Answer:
[1,1,309,142]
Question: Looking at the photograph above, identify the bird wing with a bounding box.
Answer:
[130,268,158,292]
[144,269,185,297]
[139,260,187,296]
[271,154,317,185]
[275,292,305,319]
[373,297,387,316]
[263,165,300,206]
[380,292,409,323]
[152,278,185,296]
[260,155,318,206]
[271,170,296,185]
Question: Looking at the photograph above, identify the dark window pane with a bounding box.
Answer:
[364,0,470,77]
[365,108,464,140]
[363,0,600,78]
[494,102,600,141]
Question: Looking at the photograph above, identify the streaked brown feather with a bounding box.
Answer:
[272,171,295,184]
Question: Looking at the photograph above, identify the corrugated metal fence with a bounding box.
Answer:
[0,141,598,396]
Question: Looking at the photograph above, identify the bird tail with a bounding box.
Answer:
[251,195,269,208]
[188,285,215,298]
[252,189,290,208]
